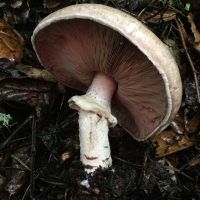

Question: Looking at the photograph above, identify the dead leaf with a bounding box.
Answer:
[153,130,195,158]
[0,58,20,76]
[171,107,200,134]
[187,155,200,174]
[16,63,57,82]
[0,19,24,62]
[187,13,200,53]
[0,77,57,123]
[185,114,200,133]
[165,154,179,168]
[188,156,200,167]
[0,77,54,102]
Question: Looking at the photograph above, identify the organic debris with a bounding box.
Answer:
[0,1,200,200]
[16,63,57,82]
[187,13,200,53]
[153,129,195,158]
[0,19,24,62]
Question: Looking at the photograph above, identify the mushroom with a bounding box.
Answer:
[32,4,182,173]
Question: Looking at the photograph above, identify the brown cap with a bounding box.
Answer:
[32,4,182,140]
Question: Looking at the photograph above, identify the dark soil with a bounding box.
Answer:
[0,0,200,200]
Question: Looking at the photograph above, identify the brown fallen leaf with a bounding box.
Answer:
[171,106,200,135]
[187,13,200,53]
[0,19,24,62]
[153,129,195,158]
[188,155,200,167]
[165,153,179,168]
[16,63,57,82]
[185,114,200,133]
[187,155,200,175]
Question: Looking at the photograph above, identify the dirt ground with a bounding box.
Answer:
[0,0,200,199]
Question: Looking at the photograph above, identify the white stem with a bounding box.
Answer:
[69,72,117,173]
[79,110,112,173]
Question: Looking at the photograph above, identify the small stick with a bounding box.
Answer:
[30,114,36,199]
[175,17,200,104]
[113,155,141,168]
[0,113,34,151]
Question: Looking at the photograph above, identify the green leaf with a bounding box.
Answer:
[11,154,31,170]
[0,113,12,127]
[11,154,66,186]
[185,3,190,11]
[39,178,66,186]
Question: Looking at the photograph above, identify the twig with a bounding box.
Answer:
[137,154,148,186]
[56,95,65,126]
[175,17,200,104]
[30,114,36,199]
[35,171,68,199]
[112,155,141,168]
[165,165,194,181]
[0,113,34,151]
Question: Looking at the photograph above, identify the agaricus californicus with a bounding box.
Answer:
[32,4,182,173]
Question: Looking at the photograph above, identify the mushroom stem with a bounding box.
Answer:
[69,72,117,173]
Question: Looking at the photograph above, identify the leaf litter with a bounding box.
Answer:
[0,1,200,200]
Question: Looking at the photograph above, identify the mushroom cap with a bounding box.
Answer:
[32,4,182,141]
